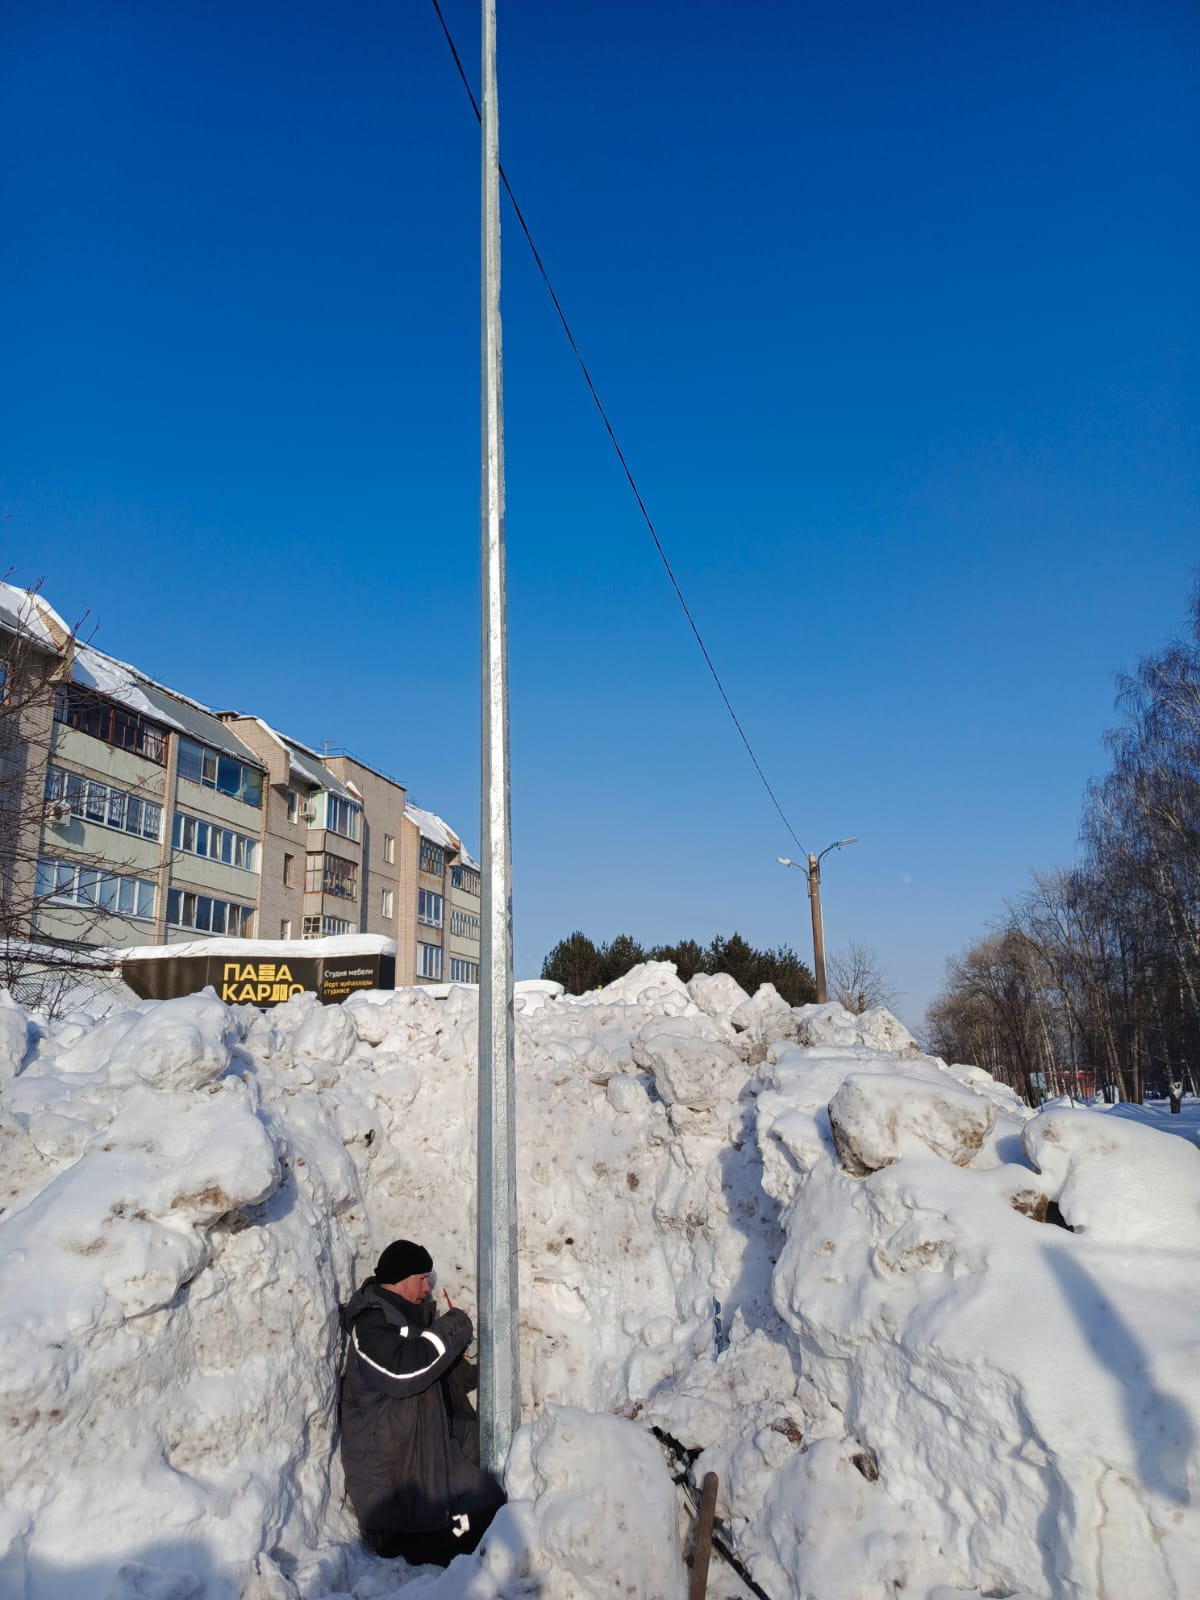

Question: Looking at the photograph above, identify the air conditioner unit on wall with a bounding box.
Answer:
[300,801,317,822]
[47,800,72,826]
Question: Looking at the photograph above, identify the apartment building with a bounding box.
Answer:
[0,585,269,950]
[0,582,482,987]
[217,718,367,943]
[323,752,412,975]
[403,802,481,986]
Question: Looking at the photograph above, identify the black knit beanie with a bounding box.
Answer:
[375,1239,433,1283]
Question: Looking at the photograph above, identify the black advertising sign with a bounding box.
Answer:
[122,950,396,1007]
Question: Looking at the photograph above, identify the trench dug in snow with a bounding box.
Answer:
[0,965,1197,1600]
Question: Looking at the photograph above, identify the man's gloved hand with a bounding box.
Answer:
[434,1306,473,1349]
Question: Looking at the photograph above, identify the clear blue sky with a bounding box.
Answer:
[3,1,1196,1030]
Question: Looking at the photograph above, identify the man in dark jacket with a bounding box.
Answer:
[340,1239,504,1566]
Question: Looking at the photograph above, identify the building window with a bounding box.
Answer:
[36,857,155,919]
[449,958,479,984]
[177,737,263,808]
[286,788,299,824]
[418,888,443,927]
[53,683,168,765]
[381,887,394,919]
[383,833,396,864]
[166,887,254,937]
[451,865,480,896]
[306,852,358,900]
[418,941,443,980]
[172,812,258,871]
[324,793,361,841]
[304,914,351,938]
[45,767,163,842]
[283,853,294,887]
[419,839,445,877]
[302,915,321,938]
[450,909,480,940]
[280,919,292,939]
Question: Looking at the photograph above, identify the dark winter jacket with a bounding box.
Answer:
[339,1280,500,1541]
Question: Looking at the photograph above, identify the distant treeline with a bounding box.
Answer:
[926,585,1200,1107]
[541,930,816,1007]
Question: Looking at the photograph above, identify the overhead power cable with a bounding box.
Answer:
[428,0,806,857]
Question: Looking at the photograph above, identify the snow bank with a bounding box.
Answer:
[1,964,1197,1599]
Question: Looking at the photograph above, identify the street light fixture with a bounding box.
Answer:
[777,838,858,1004]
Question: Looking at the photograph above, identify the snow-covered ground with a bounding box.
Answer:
[1,967,1197,1599]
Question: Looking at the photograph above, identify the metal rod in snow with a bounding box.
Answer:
[477,0,519,1476]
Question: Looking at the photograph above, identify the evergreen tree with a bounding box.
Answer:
[706,932,759,994]
[541,931,603,994]
[647,938,706,981]
[756,943,818,1007]
[597,932,646,986]
[542,930,816,1005]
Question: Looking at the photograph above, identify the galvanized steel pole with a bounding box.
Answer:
[477,0,520,1475]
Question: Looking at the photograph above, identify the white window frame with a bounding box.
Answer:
[36,857,155,920]
[166,886,254,937]
[45,767,163,843]
[418,888,443,928]
[177,738,263,808]
[418,941,443,980]
[172,812,259,872]
[324,793,361,842]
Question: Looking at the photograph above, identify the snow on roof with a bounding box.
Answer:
[71,644,265,769]
[0,582,73,653]
[279,738,354,801]
[405,801,465,856]
[227,716,354,799]
[0,582,262,769]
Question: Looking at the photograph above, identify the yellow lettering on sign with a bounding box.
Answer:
[258,963,276,982]
[256,983,272,1001]
[237,982,257,1002]
[221,982,238,1002]
[223,963,240,981]
[276,964,292,982]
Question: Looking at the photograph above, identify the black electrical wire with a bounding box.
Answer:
[652,1426,777,1600]
[428,0,806,857]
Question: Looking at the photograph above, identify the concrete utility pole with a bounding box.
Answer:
[477,0,520,1476]
[778,839,858,1004]
[807,853,828,1004]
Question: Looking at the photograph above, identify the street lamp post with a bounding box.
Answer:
[478,0,519,1476]
[777,839,858,1003]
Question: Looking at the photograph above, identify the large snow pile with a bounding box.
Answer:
[0,970,1197,1599]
